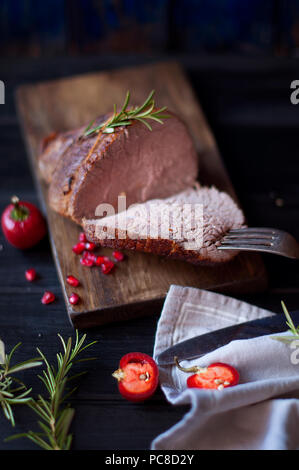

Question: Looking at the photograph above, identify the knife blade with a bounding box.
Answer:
[156,310,299,366]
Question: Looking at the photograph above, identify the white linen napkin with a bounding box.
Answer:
[0,339,4,364]
[152,286,299,450]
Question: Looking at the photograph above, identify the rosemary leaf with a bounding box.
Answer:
[105,120,132,128]
[27,433,54,451]
[73,357,98,364]
[0,389,14,398]
[56,408,75,448]
[272,301,299,344]
[6,397,32,404]
[134,89,155,113]
[7,359,42,374]
[7,387,32,400]
[145,115,164,124]
[28,400,52,422]
[84,124,103,137]
[271,335,299,345]
[119,90,131,115]
[6,342,22,366]
[73,339,98,356]
[82,119,95,136]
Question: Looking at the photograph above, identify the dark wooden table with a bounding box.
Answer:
[0,54,299,450]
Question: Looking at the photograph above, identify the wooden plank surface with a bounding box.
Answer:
[15,61,267,328]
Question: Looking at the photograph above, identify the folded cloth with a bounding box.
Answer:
[152,286,299,450]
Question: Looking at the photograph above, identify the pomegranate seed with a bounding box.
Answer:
[69,293,80,305]
[95,255,109,266]
[113,251,124,262]
[80,257,94,267]
[101,260,115,274]
[66,275,80,287]
[83,251,97,262]
[25,268,37,282]
[85,242,96,251]
[41,291,55,304]
[79,232,87,243]
[72,242,85,255]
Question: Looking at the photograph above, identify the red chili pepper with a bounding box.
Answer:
[1,196,47,249]
[112,352,159,402]
[175,357,239,390]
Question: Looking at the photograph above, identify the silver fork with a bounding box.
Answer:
[218,227,299,259]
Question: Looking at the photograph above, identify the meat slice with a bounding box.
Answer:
[39,112,198,225]
[82,186,245,264]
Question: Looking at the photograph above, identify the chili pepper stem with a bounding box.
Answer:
[11,195,20,207]
[112,368,125,382]
[10,195,29,221]
[174,356,207,374]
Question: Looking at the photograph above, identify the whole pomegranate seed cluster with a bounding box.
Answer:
[72,232,124,275]
[24,231,125,308]
[69,232,125,305]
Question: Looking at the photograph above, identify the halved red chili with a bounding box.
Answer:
[112,352,159,402]
[175,357,239,390]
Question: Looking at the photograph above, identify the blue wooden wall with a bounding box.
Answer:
[0,0,298,56]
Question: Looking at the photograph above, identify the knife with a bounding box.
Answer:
[156,310,299,366]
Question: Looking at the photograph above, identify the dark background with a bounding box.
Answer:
[1,0,299,57]
[0,0,299,451]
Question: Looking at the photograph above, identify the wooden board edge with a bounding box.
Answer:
[69,269,268,329]
[14,59,181,96]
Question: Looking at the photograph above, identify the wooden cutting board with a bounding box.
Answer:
[15,61,267,329]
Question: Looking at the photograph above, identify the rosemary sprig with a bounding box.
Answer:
[0,342,42,427]
[272,301,299,344]
[82,90,170,137]
[6,331,96,450]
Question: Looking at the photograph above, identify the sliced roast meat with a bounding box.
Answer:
[82,186,245,265]
[38,112,199,225]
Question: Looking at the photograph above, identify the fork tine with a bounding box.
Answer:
[228,227,276,235]
[220,238,273,246]
[223,233,274,241]
[218,244,274,253]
